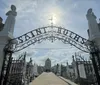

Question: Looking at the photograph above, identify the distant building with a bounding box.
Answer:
[56,64,61,76]
[26,58,34,84]
[33,63,38,77]
[61,64,67,78]
[52,64,67,77]
[66,62,74,80]
[51,65,57,74]
[38,65,44,75]
[45,58,51,72]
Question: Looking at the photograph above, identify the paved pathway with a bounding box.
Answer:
[59,76,78,85]
[29,72,77,85]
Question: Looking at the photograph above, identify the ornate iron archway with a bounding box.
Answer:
[0,26,100,85]
[5,26,91,53]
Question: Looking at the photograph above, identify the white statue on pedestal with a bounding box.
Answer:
[4,5,17,34]
[86,8,99,40]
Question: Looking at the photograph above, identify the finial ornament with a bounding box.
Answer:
[49,16,53,26]
[4,5,17,34]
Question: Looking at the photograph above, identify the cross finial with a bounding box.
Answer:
[49,16,54,42]
[49,16,53,26]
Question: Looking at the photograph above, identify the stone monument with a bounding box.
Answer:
[33,63,38,77]
[86,8,100,40]
[86,8,100,48]
[0,5,17,76]
[0,5,17,38]
[86,9,100,85]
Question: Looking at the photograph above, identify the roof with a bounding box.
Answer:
[46,58,51,61]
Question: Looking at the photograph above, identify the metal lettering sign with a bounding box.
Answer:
[5,26,91,53]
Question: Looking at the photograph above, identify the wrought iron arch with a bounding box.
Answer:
[1,26,100,85]
[5,26,92,53]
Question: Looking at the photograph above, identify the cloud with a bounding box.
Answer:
[1,0,98,65]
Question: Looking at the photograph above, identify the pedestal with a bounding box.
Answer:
[0,31,14,76]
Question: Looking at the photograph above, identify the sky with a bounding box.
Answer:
[0,0,100,66]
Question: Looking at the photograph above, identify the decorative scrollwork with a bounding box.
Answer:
[4,26,93,53]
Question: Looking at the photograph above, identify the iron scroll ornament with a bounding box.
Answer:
[4,26,92,53]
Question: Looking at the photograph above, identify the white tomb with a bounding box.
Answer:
[33,63,38,76]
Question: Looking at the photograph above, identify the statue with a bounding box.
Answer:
[86,8,99,39]
[30,58,33,63]
[0,17,4,31]
[4,5,17,34]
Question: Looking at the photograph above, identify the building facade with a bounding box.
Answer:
[45,58,51,72]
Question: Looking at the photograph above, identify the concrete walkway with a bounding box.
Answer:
[29,72,78,85]
[29,72,69,85]
[59,76,78,85]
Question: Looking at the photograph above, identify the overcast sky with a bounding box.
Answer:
[0,0,100,66]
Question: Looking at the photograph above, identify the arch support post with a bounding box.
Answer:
[0,50,13,85]
[90,51,100,85]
